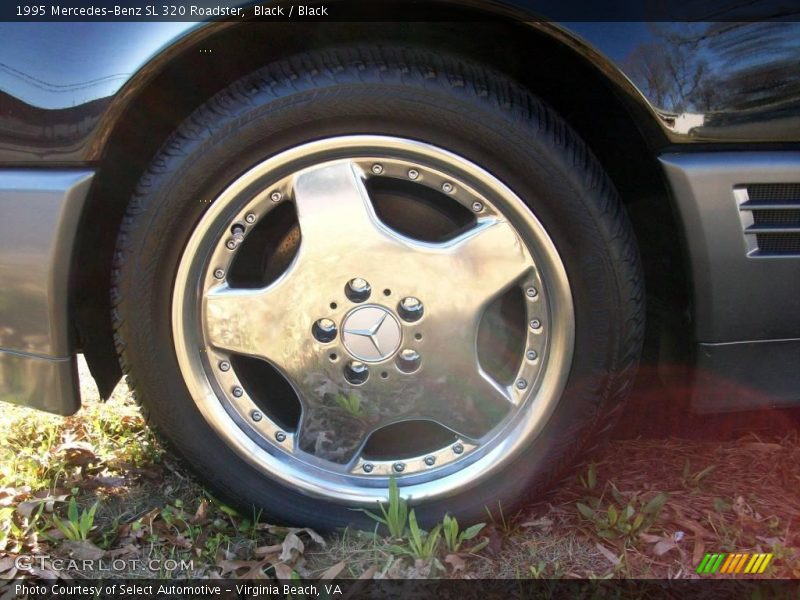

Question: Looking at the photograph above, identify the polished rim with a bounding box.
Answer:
[172,136,574,505]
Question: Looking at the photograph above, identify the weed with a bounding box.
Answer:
[681,460,717,491]
[53,496,99,541]
[405,511,441,561]
[362,477,408,539]
[576,483,668,545]
[441,514,486,554]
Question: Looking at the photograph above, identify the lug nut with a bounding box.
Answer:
[442,182,454,193]
[362,463,374,473]
[407,169,419,180]
[516,379,527,390]
[312,318,337,343]
[526,287,538,298]
[472,201,483,212]
[270,191,282,202]
[251,411,262,422]
[393,462,405,473]
[214,268,225,280]
[529,319,542,330]
[424,456,436,467]
[245,213,256,224]
[452,443,464,455]
[396,348,421,373]
[219,360,231,372]
[398,297,424,322]
[275,432,286,442]
[344,361,369,385]
[526,350,538,361]
[371,164,384,175]
[345,277,371,302]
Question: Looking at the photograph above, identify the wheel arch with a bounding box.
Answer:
[72,15,690,399]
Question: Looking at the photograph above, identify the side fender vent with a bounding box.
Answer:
[735,183,800,257]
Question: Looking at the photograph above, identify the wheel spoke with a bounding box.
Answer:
[204,282,309,368]
[292,161,396,262]
[447,217,533,309]
[295,394,372,464]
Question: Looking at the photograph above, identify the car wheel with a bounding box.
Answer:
[112,46,644,528]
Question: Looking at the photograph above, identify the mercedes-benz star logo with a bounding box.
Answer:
[341,305,402,363]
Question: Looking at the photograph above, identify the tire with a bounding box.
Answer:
[112,46,644,529]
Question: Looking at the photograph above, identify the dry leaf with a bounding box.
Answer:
[319,560,346,579]
[445,554,466,573]
[279,532,304,562]
[254,544,282,557]
[218,557,274,580]
[653,539,677,556]
[61,540,105,561]
[93,475,126,488]
[520,517,553,530]
[692,537,706,567]
[191,499,209,525]
[595,543,620,566]
[273,562,294,580]
[56,441,98,467]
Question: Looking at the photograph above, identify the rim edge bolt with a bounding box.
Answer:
[516,379,528,390]
[472,201,483,212]
[245,213,256,224]
[452,443,464,455]
[442,182,454,193]
[251,410,262,422]
[529,319,542,330]
[526,350,538,361]
[232,386,243,397]
[424,456,436,466]
[526,287,538,298]
[275,432,286,442]
[371,164,384,175]
[214,268,225,279]
[408,169,419,180]
[219,360,231,371]
[362,463,374,473]
[226,239,236,250]
[393,462,405,473]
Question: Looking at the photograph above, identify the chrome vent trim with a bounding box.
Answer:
[735,184,800,257]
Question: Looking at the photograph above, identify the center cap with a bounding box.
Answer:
[341,305,402,363]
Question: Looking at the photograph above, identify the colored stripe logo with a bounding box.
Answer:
[697,552,773,575]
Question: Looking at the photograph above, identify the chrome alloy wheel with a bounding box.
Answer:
[172,136,574,505]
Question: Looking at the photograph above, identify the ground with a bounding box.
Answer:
[0,358,798,583]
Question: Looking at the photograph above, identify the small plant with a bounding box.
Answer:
[579,463,598,491]
[53,497,98,541]
[441,514,486,553]
[576,484,668,545]
[405,510,441,560]
[362,477,408,538]
[681,460,716,490]
[529,561,547,579]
